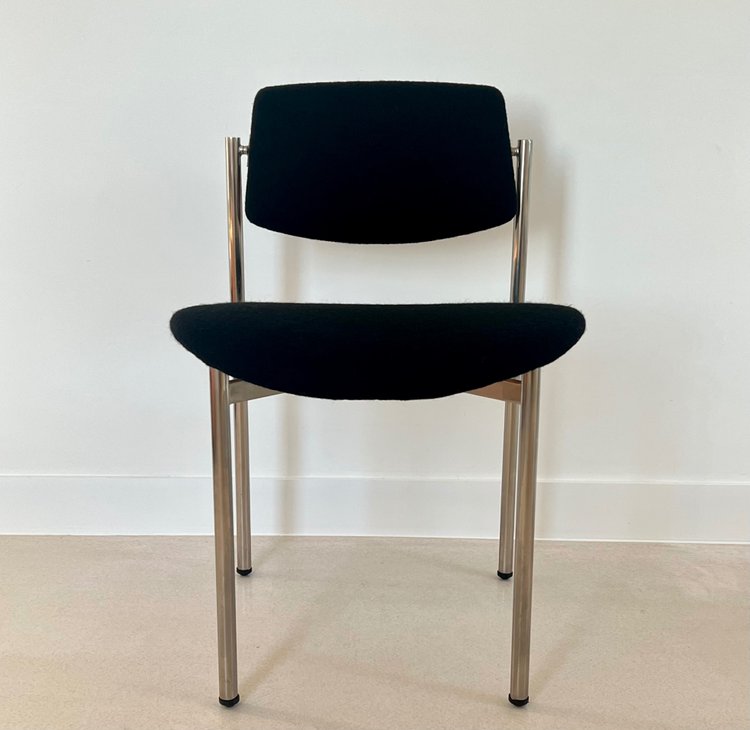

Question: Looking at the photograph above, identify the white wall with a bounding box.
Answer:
[1,1,749,539]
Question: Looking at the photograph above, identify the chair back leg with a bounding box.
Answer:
[210,368,240,707]
[509,367,541,706]
[234,401,252,574]
[498,401,519,578]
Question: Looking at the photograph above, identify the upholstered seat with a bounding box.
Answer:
[170,301,584,400]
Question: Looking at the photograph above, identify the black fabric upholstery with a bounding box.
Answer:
[245,82,517,243]
[170,303,585,401]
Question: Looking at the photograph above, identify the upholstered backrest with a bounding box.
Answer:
[245,81,517,244]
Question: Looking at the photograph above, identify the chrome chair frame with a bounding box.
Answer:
[209,136,539,708]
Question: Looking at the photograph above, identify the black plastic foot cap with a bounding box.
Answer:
[236,567,253,576]
[508,694,529,707]
[497,570,513,580]
[219,694,240,708]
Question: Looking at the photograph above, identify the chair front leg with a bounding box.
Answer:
[498,401,519,579]
[509,368,541,707]
[209,368,240,707]
[234,400,252,575]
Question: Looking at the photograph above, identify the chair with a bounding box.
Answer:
[169,81,585,709]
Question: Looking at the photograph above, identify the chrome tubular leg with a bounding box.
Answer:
[210,368,240,708]
[234,401,252,575]
[498,401,519,579]
[509,368,541,707]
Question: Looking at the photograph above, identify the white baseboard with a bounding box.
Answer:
[1,475,748,542]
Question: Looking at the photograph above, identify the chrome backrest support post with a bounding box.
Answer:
[510,139,533,303]
[497,140,534,591]
[225,137,246,302]
[225,138,254,576]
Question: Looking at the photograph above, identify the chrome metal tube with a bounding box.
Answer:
[225,137,252,574]
[225,137,245,302]
[498,402,518,577]
[510,139,532,304]
[509,367,541,706]
[234,402,251,574]
[210,367,239,706]
[498,139,533,577]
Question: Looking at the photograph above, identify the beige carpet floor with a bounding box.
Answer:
[0,536,747,729]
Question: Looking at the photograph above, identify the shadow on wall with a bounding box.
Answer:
[510,96,573,482]
[267,94,573,534]
[276,239,304,535]
[514,96,693,535]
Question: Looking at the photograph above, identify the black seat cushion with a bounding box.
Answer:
[170,302,585,400]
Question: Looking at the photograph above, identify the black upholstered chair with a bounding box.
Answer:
[170,81,585,709]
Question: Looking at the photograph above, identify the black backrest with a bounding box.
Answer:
[245,81,517,244]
